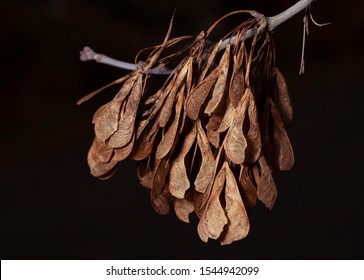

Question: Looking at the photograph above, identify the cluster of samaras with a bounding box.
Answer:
[82,12,294,244]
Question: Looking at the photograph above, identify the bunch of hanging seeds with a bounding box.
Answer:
[79,11,294,244]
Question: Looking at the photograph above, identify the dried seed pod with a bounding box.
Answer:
[113,134,135,161]
[270,101,295,171]
[151,159,171,215]
[131,115,160,161]
[204,44,231,115]
[93,74,138,142]
[238,165,258,211]
[205,100,226,148]
[174,191,195,223]
[225,92,248,164]
[87,137,118,179]
[156,89,184,159]
[194,120,215,193]
[197,164,228,242]
[108,74,143,148]
[185,64,223,120]
[158,62,190,128]
[137,158,156,189]
[273,67,293,128]
[80,11,297,245]
[199,40,222,81]
[261,98,294,171]
[244,89,262,164]
[169,124,197,199]
[220,162,250,245]
[252,156,277,209]
[218,99,235,133]
[229,42,246,108]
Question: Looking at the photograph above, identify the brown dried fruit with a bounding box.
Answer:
[174,191,195,223]
[204,44,231,115]
[169,123,197,198]
[252,156,277,209]
[273,67,293,128]
[108,74,143,148]
[229,42,246,108]
[238,165,258,211]
[194,120,215,193]
[225,92,248,164]
[185,64,223,120]
[221,162,250,245]
[244,89,262,164]
[197,164,228,242]
[156,89,184,159]
[80,10,296,245]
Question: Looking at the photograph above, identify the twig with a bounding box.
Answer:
[299,7,310,75]
[80,0,315,73]
[80,46,173,75]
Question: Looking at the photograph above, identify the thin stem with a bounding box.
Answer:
[80,46,172,75]
[219,0,314,51]
[80,0,315,73]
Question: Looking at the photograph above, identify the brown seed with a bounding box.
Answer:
[108,74,143,148]
[174,191,195,223]
[229,42,245,108]
[197,164,228,242]
[169,124,197,198]
[225,92,248,164]
[204,44,231,115]
[273,67,293,128]
[238,164,258,210]
[270,101,295,171]
[194,120,215,193]
[185,64,223,120]
[220,162,250,245]
[244,89,262,164]
[252,156,277,209]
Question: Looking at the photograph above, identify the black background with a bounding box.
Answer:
[2,0,364,259]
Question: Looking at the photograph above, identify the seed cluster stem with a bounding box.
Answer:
[80,0,314,74]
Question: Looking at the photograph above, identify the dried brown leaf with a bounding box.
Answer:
[197,164,228,242]
[221,162,250,245]
[204,44,230,115]
[225,93,248,164]
[169,124,197,199]
[108,74,143,148]
[194,120,215,193]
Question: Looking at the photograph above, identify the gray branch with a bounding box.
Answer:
[80,0,315,74]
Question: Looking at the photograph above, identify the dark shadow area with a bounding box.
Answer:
[2,0,364,259]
